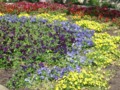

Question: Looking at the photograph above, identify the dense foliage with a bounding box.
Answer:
[0,2,120,19]
[0,1,120,90]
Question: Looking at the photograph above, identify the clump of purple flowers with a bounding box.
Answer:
[0,15,95,89]
[37,65,81,80]
[59,21,95,64]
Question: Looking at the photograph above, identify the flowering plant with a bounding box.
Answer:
[76,20,108,32]
[69,5,120,19]
[55,69,109,90]
[0,2,67,14]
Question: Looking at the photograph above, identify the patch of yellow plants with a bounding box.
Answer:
[76,20,108,32]
[55,69,109,90]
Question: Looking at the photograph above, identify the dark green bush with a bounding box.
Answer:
[88,0,100,6]
[54,0,63,3]
[102,2,115,8]
[28,0,39,3]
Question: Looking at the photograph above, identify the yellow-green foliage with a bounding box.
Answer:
[76,20,108,32]
[0,12,5,16]
[36,13,67,22]
[93,33,118,50]
[18,13,67,22]
[87,33,120,66]
[18,13,30,18]
[93,33,120,51]
[55,69,109,90]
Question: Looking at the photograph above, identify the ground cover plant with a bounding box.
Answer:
[69,5,120,19]
[0,2,120,18]
[0,2,67,14]
[0,1,120,90]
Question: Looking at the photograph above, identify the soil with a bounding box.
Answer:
[106,27,120,90]
[109,65,120,90]
[106,27,120,36]
[0,69,30,90]
[0,69,13,86]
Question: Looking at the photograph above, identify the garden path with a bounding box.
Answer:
[106,27,120,90]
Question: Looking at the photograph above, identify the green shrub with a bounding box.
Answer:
[102,2,115,8]
[54,0,63,3]
[28,0,39,3]
[88,0,100,6]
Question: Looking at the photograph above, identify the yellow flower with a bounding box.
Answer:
[76,20,108,31]
[0,12,5,16]
[36,13,67,22]
[63,84,67,88]
[18,13,30,18]
[55,86,59,90]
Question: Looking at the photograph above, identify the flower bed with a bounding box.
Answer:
[0,2,120,19]
[0,2,67,14]
[0,2,120,90]
[69,5,120,19]
[76,20,108,32]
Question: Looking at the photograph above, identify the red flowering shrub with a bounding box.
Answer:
[69,5,120,19]
[0,2,119,20]
[0,2,67,14]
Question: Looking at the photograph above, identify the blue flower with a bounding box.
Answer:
[39,62,44,68]
[53,75,58,80]
[76,65,81,72]
[40,76,44,80]
[67,66,74,71]
[87,40,94,47]
[80,56,86,63]
[30,17,36,23]
[37,69,42,75]
[40,19,47,24]
[67,51,75,58]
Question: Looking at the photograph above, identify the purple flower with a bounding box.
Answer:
[40,76,44,80]
[32,56,36,59]
[0,45,2,50]
[18,35,25,41]
[67,66,74,71]
[67,51,75,58]
[47,24,52,28]
[20,49,26,55]
[87,40,94,47]
[76,65,81,72]
[3,47,8,53]
[71,37,75,43]
[54,26,60,33]
[19,17,28,23]
[39,62,44,68]
[80,56,86,63]
[0,55,3,59]
[16,44,21,48]
[21,65,27,71]
[30,17,36,23]
[49,32,53,37]
[53,75,58,80]
[40,19,47,24]
[91,30,95,36]
[37,69,42,75]
[37,67,48,77]
[20,56,26,60]
[9,31,15,38]
[70,59,74,63]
